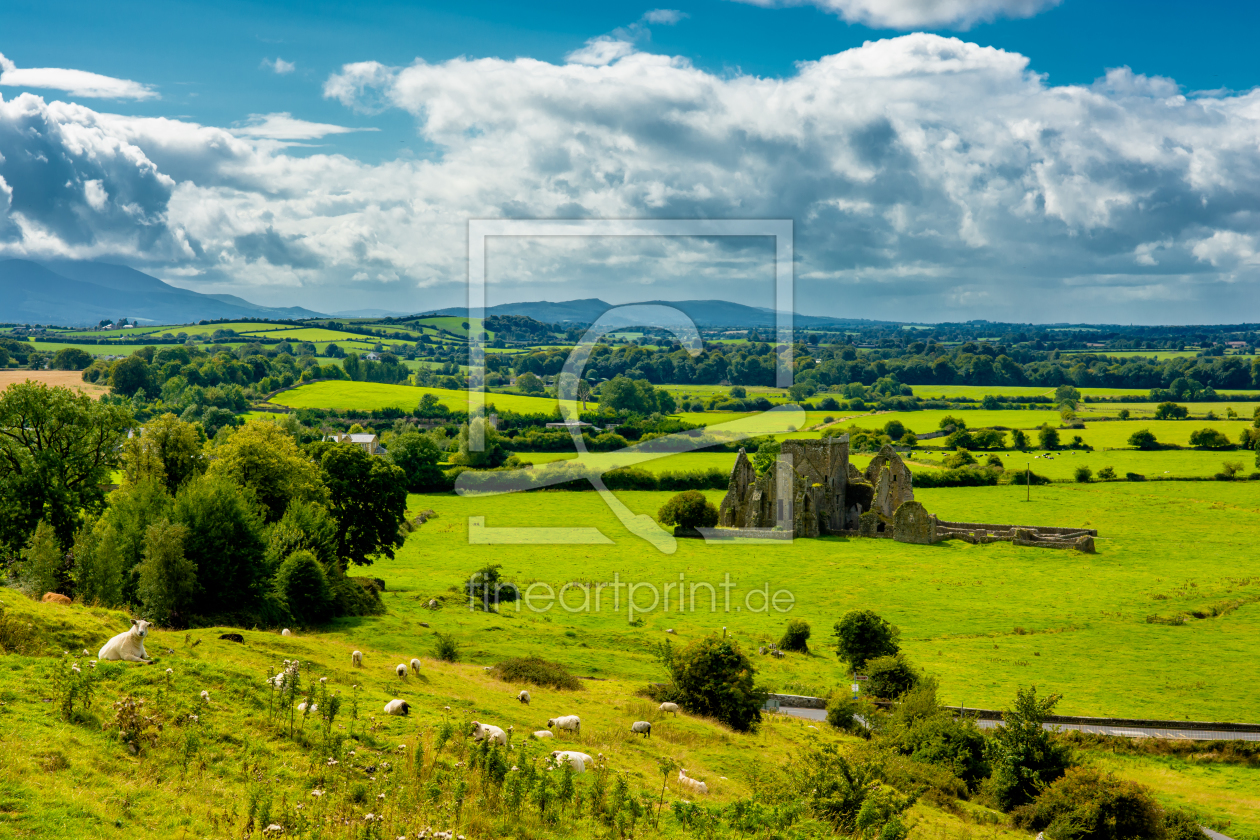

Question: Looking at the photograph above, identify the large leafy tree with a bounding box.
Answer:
[833,609,900,672]
[206,422,327,522]
[0,382,133,552]
[389,431,445,491]
[122,413,207,496]
[320,444,408,567]
[659,634,766,732]
[172,475,268,617]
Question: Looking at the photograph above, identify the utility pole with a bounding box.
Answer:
[1026,462,1030,502]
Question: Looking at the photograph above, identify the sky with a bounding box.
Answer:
[2,0,1260,323]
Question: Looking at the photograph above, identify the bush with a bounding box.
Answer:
[1097,466,1116,480]
[1038,425,1060,450]
[491,656,582,690]
[1154,401,1188,420]
[1189,428,1233,449]
[819,396,840,411]
[433,632,460,662]
[999,468,1052,486]
[864,654,919,699]
[834,610,899,671]
[274,549,334,625]
[1074,465,1093,483]
[464,563,518,607]
[885,681,989,790]
[657,490,719,529]
[655,635,766,731]
[1125,472,1146,482]
[778,619,810,652]
[1013,766,1164,840]
[825,694,871,735]
[943,448,976,469]
[914,466,1002,488]
[981,686,1074,811]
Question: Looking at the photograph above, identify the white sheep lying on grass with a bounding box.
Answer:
[517,690,530,705]
[352,650,363,668]
[282,629,291,636]
[98,619,153,663]
[551,750,594,773]
[547,715,581,735]
[678,769,708,795]
[630,721,652,738]
[396,663,408,678]
[531,730,554,740]
[471,721,507,745]
[410,658,422,676]
[659,702,680,716]
[384,699,410,716]
[200,690,210,702]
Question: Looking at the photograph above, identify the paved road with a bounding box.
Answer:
[777,706,1260,741]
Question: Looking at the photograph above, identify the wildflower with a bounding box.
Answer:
[319,676,327,684]
[82,649,89,656]
[377,793,386,800]
[165,668,173,675]
[264,824,283,833]
[325,758,338,766]
[311,789,325,797]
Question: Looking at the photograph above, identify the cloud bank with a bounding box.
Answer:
[0,52,157,100]
[3,34,1260,322]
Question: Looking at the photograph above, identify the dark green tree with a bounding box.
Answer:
[320,444,408,567]
[389,431,444,491]
[171,475,268,617]
[110,355,151,397]
[1037,425,1060,450]
[657,490,719,529]
[982,686,1074,811]
[1127,428,1158,450]
[863,654,919,699]
[274,549,334,624]
[50,348,93,370]
[659,634,766,732]
[0,382,132,552]
[833,609,900,671]
[136,519,196,626]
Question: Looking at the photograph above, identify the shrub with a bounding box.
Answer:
[882,419,906,440]
[778,619,810,652]
[1074,465,1093,483]
[834,610,899,671]
[1189,428,1233,449]
[1154,401,1188,420]
[1221,460,1244,479]
[981,686,1074,811]
[943,448,976,469]
[1125,472,1146,482]
[1097,466,1116,480]
[491,656,582,690]
[885,681,989,789]
[655,635,766,732]
[657,490,719,529]
[819,396,840,411]
[999,469,1052,486]
[1037,425,1060,450]
[825,694,870,735]
[433,632,460,662]
[274,549,334,625]
[1012,766,1163,840]
[464,563,518,607]
[16,519,65,600]
[1011,429,1029,449]
[864,654,919,699]
[1127,428,1158,449]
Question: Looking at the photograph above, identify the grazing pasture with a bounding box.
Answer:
[270,381,560,415]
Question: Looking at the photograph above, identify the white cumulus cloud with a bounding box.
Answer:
[0,52,157,100]
[736,0,1062,30]
[5,34,1260,322]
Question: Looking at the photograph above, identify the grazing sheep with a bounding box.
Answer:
[658,702,680,716]
[532,730,554,740]
[384,699,410,716]
[630,721,652,738]
[97,619,153,663]
[665,628,676,634]
[678,769,708,795]
[546,715,581,735]
[41,592,71,605]
[200,690,210,702]
[470,721,507,745]
[410,658,422,676]
[396,663,408,678]
[282,629,291,637]
[517,690,530,705]
[352,650,363,668]
[551,750,594,773]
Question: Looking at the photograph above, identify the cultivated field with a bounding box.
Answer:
[0,369,109,398]
[270,381,561,415]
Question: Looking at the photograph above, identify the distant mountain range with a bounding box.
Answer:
[422,298,879,329]
[0,259,324,326]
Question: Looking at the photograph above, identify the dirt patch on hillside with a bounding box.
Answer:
[0,370,109,399]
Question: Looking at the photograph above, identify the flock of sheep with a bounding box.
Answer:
[94,623,712,795]
[355,649,706,792]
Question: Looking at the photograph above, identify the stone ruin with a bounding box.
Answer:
[715,436,1096,551]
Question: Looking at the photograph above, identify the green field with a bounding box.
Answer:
[27,341,243,357]
[238,327,376,343]
[387,483,1260,723]
[270,381,560,414]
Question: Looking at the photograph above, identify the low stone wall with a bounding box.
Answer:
[934,519,1098,537]
[697,527,794,541]
[766,693,827,710]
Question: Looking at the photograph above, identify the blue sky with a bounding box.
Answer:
[2,0,1260,322]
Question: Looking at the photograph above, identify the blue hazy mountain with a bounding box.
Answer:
[0,259,324,326]
[421,298,877,328]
